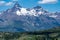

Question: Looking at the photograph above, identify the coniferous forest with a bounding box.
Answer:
[0,27,60,40]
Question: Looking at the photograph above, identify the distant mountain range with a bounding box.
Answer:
[0,2,60,32]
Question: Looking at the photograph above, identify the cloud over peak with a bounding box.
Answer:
[5,2,13,6]
[0,1,6,6]
[38,0,58,4]
[0,0,18,6]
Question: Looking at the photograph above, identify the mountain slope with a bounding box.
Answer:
[0,2,60,32]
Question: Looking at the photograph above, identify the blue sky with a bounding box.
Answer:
[0,0,60,12]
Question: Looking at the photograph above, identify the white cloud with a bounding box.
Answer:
[38,0,58,4]
[13,0,18,1]
[5,2,13,6]
[0,1,6,5]
[0,1,14,6]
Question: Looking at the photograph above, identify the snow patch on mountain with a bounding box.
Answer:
[29,9,37,16]
[16,8,28,16]
[38,11,44,15]
[16,10,21,16]
[49,15,58,18]
[21,8,28,15]
[16,8,44,16]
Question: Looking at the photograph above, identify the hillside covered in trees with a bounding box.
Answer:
[0,27,60,40]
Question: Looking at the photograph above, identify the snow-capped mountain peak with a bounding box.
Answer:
[15,5,44,16]
[0,2,60,32]
[10,2,47,16]
[1,2,53,17]
[10,2,22,12]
